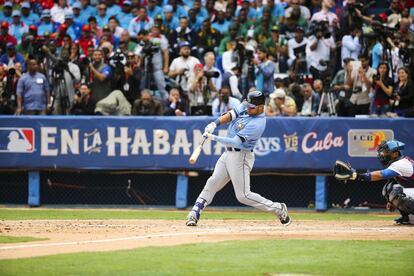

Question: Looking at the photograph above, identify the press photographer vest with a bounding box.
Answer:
[91,63,112,103]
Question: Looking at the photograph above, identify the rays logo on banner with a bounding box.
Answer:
[0,128,35,153]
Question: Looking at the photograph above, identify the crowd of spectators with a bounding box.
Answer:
[0,0,413,117]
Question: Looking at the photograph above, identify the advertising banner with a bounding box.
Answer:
[0,116,413,171]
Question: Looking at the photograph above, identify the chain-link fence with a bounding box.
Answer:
[0,170,391,209]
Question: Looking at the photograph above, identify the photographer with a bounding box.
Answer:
[371,62,394,116]
[306,21,336,80]
[132,89,163,116]
[89,49,113,103]
[393,67,414,117]
[168,41,200,94]
[211,86,240,117]
[188,63,217,111]
[253,46,275,97]
[288,27,308,75]
[222,66,242,100]
[70,83,96,115]
[203,52,222,91]
[341,26,362,67]
[47,49,81,115]
[0,65,14,115]
[349,53,376,116]
[123,52,142,105]
[332,58,354,116]
[136,24,169,100]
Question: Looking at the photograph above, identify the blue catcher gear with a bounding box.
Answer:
[377,140,405,167]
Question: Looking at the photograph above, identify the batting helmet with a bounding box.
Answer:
[377,140,405,166]
[247,90,265,107]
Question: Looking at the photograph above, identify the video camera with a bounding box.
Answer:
[141,41,160,57]
[108,49,127,68]
[232,41,254,68]
[312,21,331,39]
[53,59,69,77]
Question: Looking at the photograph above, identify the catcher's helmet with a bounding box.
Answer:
[246,90,265,107]
[377,140,405,167]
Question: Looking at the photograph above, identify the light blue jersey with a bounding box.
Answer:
[226,102,266,150]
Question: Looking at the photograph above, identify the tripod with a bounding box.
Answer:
[317,90,337,116]
[51,71,70,115]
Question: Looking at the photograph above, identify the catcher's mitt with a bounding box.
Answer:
[333,160,357,181]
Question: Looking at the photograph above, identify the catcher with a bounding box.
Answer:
[334,139,414,225]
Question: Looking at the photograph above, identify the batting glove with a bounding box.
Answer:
[202,132,213,140]
[204,122,216,134]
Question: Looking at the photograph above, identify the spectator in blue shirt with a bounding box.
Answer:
[105,0,122,18]
[37,9,60,36]
[192,0,209,22]
[254,46,275,97]
[188,8,202,33]
[16,58,50,115]
[20,2,40,27]
[129,7,154,37]
[77,0,97,24]
[236,0,258,20]
[9,10,28,44]
[0,1,13,24]
[118,1,134,29]
[212,11,230,35]
[169,0,188,19]
[96,3,110,28]
[146,0,163,19]
[0,43,26,72]
[163,5,179,31]
[64,12,82,40]
[72,2,86,25]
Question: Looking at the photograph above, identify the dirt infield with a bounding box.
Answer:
[1,216,413,260]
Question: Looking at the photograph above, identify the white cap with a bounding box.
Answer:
[270,88,286,99]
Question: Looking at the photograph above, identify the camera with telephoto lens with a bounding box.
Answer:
[53,59,68,76]
[204,70,220,79]
[353,86,363,93]
[399,47,413,66]
[313,22,331,39]
[109,49,127,68]
[8,68,16,76]
[142,41,160,57]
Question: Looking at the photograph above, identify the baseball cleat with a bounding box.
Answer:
[278,203,292,226]
[186,216,198,226]
[394,215,410,225]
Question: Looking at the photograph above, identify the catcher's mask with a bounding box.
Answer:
[377,140,405,167]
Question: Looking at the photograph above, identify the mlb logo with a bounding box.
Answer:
[0,128,35,153]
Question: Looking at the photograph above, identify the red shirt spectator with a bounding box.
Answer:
[0,22,17,46]
[78,25,96,55]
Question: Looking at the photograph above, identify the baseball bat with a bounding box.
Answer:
[189,137,207,164]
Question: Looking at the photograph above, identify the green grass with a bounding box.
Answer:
[0,208,393,221]
[0,236,47,243]
[1,240,413,275]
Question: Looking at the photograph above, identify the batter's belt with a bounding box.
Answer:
[226,147,253,152]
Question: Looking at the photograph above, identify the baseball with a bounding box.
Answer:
[155,129,164,138]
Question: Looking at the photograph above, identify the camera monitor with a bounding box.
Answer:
[293,44,306,56]
[191,105,212,116]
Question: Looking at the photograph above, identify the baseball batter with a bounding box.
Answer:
[186,90,291,226]
[334,140,414,225]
